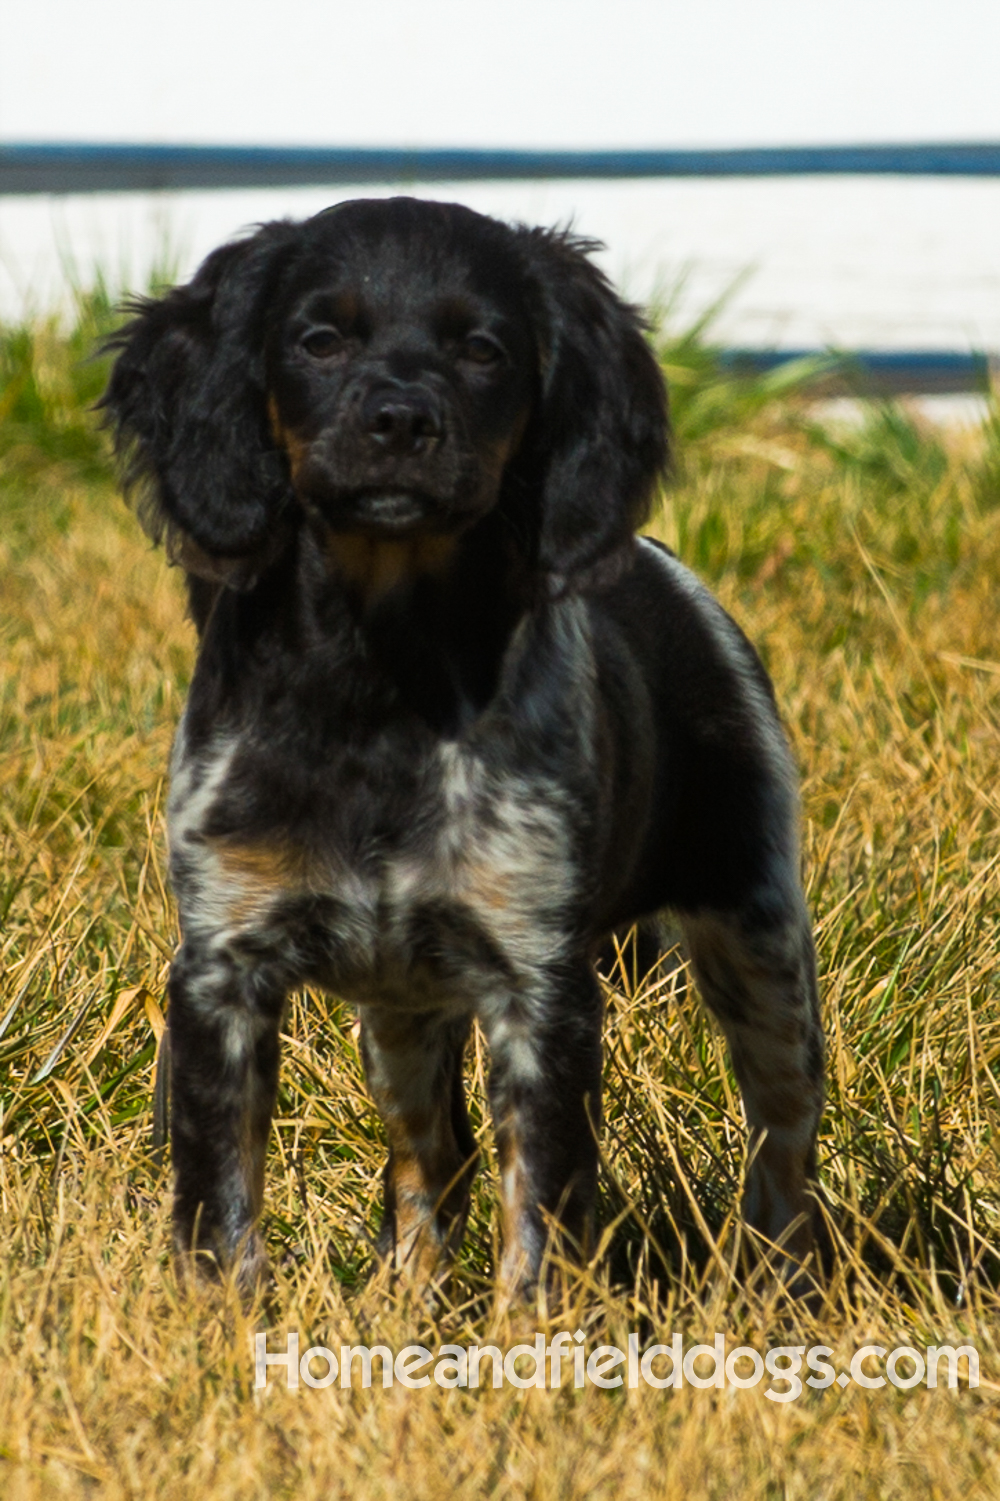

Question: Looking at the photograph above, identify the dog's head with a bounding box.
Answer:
[103,197,669,594]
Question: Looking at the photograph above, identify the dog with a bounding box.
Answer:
[103,197,824,1298]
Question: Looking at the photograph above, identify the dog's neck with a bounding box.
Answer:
[304,510,533,735]
[184,510,534,742]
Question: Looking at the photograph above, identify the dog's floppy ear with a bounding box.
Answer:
[516,229,670,593]
[101,222,298,573]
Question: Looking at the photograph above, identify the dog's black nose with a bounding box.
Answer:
[362,386,443,455]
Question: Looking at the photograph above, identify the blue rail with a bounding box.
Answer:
[2,141,1000,195]
[719,349,992,396]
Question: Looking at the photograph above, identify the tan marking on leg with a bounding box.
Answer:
[383,1111,472,1284]
[495,1119,535,1298]
[361,1012,476,1288]
[498,1154,528,1290]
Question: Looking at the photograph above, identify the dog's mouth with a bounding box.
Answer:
[308,488,443,537]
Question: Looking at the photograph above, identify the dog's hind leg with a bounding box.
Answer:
[678,894,824,1289]
[360,1008,478,1287]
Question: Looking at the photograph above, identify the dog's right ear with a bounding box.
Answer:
[101,222,298,569]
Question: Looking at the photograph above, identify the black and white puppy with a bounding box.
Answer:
[104,197,824,1296]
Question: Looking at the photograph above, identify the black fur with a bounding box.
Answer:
[103,198,824,1297]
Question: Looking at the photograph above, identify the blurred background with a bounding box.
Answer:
[1,0,999,398]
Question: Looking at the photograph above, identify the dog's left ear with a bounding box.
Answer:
[516,229,670,593]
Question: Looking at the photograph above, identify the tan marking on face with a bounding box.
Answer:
[266,393,283,443]
[267,394,310,483]
[322,393,529,608]
[486,403,531,473]
[324,532,459,603]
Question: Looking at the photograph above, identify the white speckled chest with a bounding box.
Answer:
[167,712,587,1018]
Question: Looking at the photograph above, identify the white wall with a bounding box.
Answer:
[1,0,999,352]
[3,0,999,148]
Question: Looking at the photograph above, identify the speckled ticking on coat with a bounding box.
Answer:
[102,196,824,1298]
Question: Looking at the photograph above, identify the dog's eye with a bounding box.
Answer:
[301,327,344,359]
[460,334,504,366]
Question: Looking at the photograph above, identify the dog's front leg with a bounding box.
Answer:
[168,941,285,1291]
[481,964,605,1300]
[360,1008,478,1286]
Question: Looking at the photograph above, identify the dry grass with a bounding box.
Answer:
[2,331,1000,1496]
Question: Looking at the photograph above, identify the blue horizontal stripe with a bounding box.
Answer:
[3,141,1000,194]
[717,349,993,394]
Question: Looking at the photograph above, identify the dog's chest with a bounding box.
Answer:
[168,728,579,1005]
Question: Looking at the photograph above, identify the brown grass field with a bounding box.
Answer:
[1,301,999,1497]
